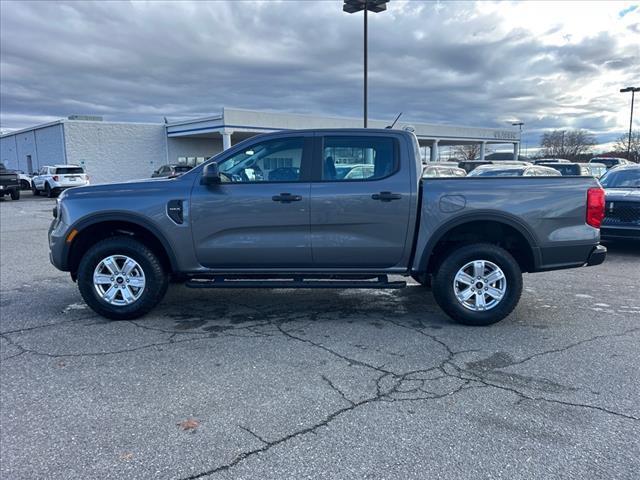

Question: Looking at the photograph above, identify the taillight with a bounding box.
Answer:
[586,187,605,228]
[52,175,59,181]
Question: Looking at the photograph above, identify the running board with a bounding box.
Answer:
[185,275,406,289]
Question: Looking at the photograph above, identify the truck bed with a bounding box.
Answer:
[414,176,601,272]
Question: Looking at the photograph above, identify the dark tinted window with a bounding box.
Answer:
[595,159,617,168]
[173,166,192,173]
[600,169,640,188]
[322,136,397,181]
[539,164,579,175]
[55,167,84,174]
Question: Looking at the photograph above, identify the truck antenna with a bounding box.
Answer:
[386,112,403,129]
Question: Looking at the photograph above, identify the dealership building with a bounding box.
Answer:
[1,107,520,184]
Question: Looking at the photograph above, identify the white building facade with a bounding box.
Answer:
[1,108,520,184]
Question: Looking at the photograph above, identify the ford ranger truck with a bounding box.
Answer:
[48,129,606,326]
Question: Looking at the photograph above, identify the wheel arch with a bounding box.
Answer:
[415,212,541,275]
[65,213,178,278]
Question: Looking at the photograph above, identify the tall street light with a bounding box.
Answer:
[620,86,639,161]
[512,121,524,157]
[343,0,389,128]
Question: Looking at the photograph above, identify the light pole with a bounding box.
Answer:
[512,121,524,157]
[620,86,639,162]
[343,0,389,128]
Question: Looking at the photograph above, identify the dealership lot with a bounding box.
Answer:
[1,194,639,480]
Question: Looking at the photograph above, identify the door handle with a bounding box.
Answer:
[372,192,402,202]
[272,193,303,203]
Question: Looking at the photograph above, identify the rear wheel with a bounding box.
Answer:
[20,180,30,190]
[77,236,169,320]
[432,243,522,326]
[10,189,20,200]
[45,183,53,198]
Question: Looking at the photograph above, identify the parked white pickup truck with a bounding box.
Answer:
[32,165,90,197]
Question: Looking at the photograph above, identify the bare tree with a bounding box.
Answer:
[614,131,640,163]
[453,144,482,161]
[540,129,597,160]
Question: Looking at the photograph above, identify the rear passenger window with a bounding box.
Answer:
[322,136,397,181]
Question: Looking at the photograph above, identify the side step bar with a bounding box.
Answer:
[185,275,406,289]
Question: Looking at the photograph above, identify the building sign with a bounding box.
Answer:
[493,130,519,140]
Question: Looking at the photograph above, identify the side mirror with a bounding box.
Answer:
[201,163,221,185]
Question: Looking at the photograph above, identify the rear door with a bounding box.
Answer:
[190,133,313,268]
[309,133,413,268]
[34,167,48,189]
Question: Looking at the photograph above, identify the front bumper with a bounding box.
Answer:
[48,217,71,271]
[586,244,607,266]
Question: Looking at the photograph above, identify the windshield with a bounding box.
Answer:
[599,168,640,188]
[469,168,523,177]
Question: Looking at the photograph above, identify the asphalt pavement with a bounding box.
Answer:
[1,193,639,479]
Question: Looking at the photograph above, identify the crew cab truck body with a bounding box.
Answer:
[49,129,606,326]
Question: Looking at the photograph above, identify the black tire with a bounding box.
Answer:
[20,180,30,190]
[32,184,40,196]
[45,183,53,198]
[432,243,522,326]
[10,189,20,200]
[77,236,169,320]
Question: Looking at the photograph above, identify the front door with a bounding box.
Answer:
[310,134,413,268]
[190,134,313,269]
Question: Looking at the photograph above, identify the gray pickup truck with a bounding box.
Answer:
[48,129,607,325]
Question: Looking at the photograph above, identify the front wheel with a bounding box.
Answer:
[10,189,20,200]
[432,243,522,326]
[77,236,169,320]
[32,184,40,196]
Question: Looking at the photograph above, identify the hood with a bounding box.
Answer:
[60,176,183,199]
[604,188,640,202]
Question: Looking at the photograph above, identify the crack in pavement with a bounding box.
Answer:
[484,328,640,369]
[177,315,639,479]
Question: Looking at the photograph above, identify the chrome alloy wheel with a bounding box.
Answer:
[453,260,507,312]
[93,255,146,306]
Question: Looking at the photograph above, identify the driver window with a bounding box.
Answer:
[216,137,304,183]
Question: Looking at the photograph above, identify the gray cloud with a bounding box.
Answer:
[1,0,638,149]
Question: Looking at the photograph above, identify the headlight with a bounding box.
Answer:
[53,197,62,221]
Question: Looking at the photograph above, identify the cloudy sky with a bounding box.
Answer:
[1,0,638,150]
